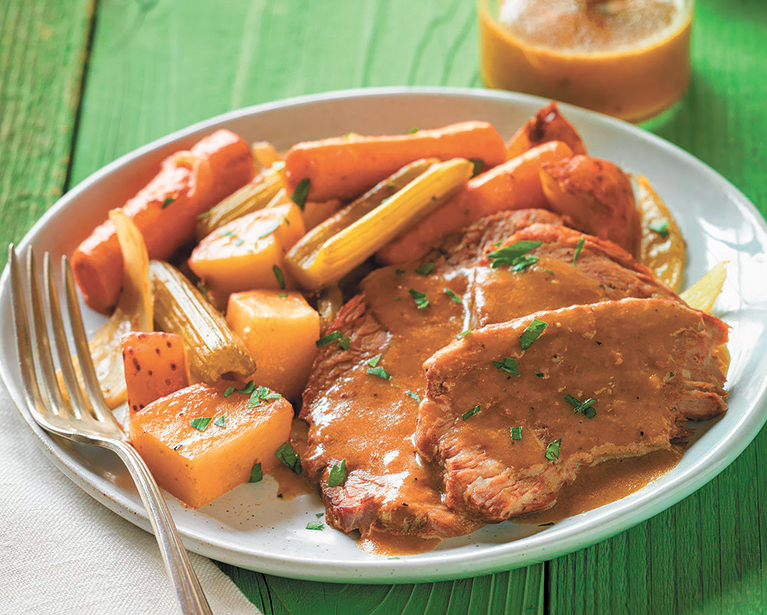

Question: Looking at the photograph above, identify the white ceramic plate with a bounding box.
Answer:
[2,88,767,584]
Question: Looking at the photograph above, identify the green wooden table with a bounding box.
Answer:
[3,1,765,612]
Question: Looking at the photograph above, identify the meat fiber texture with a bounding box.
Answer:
[417,298,728,522]
[301,210,704,540]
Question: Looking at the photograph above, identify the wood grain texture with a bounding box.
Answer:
[0,0,96,267]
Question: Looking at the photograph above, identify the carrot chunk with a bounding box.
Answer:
[378,141,573,264]
[72,130,254,313]
[283,121,506,202]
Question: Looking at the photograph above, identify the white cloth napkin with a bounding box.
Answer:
[0,384,261,615]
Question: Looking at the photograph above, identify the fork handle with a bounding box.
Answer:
[106,440,214,615]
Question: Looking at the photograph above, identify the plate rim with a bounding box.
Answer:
[2,85,767,583]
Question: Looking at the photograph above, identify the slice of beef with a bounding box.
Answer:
[417,298,728,522]
[301,211,687,539]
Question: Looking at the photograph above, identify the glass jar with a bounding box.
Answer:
[478,0,694,122]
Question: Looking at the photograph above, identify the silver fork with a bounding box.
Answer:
[9,246,213,615]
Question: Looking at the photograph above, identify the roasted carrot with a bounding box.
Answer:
[282,121,507,202]
[72,129,254,312]
[377,140,573,264]
[506,102,588,159]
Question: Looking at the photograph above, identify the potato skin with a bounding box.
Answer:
[540,155,641,258]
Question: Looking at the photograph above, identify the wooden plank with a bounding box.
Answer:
[73,1,543,613]
[549,0,767,611]
[0,0,96,266]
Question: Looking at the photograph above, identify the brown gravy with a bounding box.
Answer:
[517,446,682,525]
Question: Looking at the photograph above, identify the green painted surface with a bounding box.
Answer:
[2,0,766,613]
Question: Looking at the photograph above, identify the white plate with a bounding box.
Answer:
[2,88,767,584]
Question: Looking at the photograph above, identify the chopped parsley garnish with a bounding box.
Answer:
[316,330,351,350]
[444,288,462,304]
[275,442,302,474]
[469,158,485,177]
[367,366,391,380]
[507,254,538,272]
[306,521,324,530]
[462,405,481,420]
[249,463,263,483]
[458,329,472,338]
[415,262,435,276]
[564,394,597,419]
[190,417,212,432]
[519,319,548,350]
[510,426,523,441]
[278,292,288,298]
[408,288,429,309]
[572,237,585,264]
[224,380,255,397]
[488,240,543,270]
[327,458,347,488]
[291,178,311,210]
[197,211,212,220]
[545,439,562,461]
[161,196,175,209]
[405,390,421,402]
[248,386,282,407]
[273,264,285,289]
[213,415,226,428]
[367,353,382,367]
[409,127,419,134]
[492,357,519,376]
[649,219,670,237]
[316,512,324,518]
[395,268,406,275]
[535,371,545,378]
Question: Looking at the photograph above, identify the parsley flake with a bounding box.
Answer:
[275,442,302,474]
[161,196,175,209]
[224,380,255,397]
[469,158,485,177]
[564,394,597,419]
[462,405,481,420]
[572,237,585,264]
[316,512,324,518]
[190,417,212,432]
[409,127,419,134]
[273,265,285,289]
[492,357,519,376]
[519,319,548,350]
[327,458,347,488]
[545,439,562,461]
[510,426,523,441]
[278,292,288,298]
[649,219,670,237]
[213,415,226,428]
[249,463,263,483]
[291,178,311,210]
[408,288,429,309]
[367,353,382,367]
[405,390,421,403]
[458,329,472,338]
[306,521,324,530]
[415,262,435,276]
[367,366,391,380]
[444,288,462,304]
[248,386,282,407]
[488,241,543,270]
[316,330,351,350]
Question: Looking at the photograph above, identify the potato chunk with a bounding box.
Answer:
[122,331,189,414]
[130,383,293,509]
[188,202,305,296]
[227,290,320,400]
